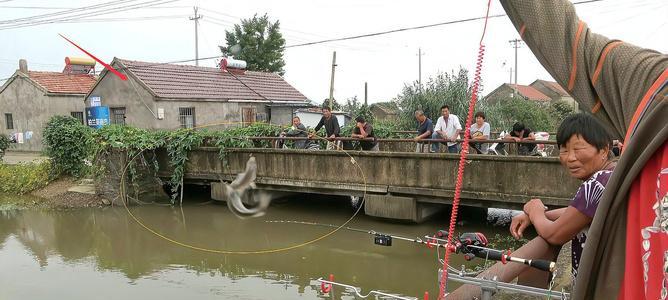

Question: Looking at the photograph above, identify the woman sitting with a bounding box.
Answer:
[449,113,616,299]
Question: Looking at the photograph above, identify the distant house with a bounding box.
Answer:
[0,58,97,152]
[85,58,310,130]
[295,107,350,129]
[529,79,578,111]
[369,102,399,121]
[485,81,578,110]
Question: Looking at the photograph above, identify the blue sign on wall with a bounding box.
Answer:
[86,106,110,129]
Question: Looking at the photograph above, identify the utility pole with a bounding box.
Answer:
[509,67,513,84]
[328,51,337,110]
[364,82,368,106]
[417,47,425,88]
[190,7,202,66]
[509,39,522,85]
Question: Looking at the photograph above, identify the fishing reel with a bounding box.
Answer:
[431,231,490,261]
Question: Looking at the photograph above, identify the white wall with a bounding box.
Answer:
[296,112,347,129]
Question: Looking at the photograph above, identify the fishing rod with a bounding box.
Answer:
[266,220,556,272]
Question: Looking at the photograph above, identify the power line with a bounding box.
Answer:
[285,0,605,48]
[0,0,180,30]
[0,0,142,25]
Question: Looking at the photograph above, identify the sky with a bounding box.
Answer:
[0,0,666,105]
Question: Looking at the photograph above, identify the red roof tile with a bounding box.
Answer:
[534,79,569,97]
[28,71,96,94]
[118,59,308,102]
[510,84,551,101]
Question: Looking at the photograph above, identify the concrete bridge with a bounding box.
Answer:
[154,148,580,222]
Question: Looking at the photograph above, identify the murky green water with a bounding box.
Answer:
[0,195,508,299]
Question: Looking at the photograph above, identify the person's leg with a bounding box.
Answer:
[448,144,459,153]
[370,143,380,151]
[447,236,561,300]
[431,132,440,152]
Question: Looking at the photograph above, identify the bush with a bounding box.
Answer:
[477,97,556,132]
[0,160,56,194]
[43,115,93,177]
[0,134,10,161]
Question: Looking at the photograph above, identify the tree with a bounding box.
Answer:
[395,68,472,129]
[220,14,286,75]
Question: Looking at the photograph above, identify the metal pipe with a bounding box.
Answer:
[241,136,558,145]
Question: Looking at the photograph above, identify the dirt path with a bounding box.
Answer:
[30,177,106,208]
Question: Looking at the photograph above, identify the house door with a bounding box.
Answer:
[242,107,256,126]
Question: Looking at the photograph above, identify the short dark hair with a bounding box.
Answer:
[322,106,331,112]
[441,105,450,111]
[474,111,485,119]
[512,122,525,133]
[355,116,366,123]
[557,113,612,150]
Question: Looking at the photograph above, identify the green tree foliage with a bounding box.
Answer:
[477,97,555,132]
[395,68,472,129]
[342,96,374,123]
[43,115,93,177]
[549,101,576,126]
[0,134,10,161]
[220,14,286,75]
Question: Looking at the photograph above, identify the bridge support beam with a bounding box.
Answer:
[364,194,443,223]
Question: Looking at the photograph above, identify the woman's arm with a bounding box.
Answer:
[525,200,591,245]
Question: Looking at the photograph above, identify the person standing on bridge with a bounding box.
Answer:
[310,107,341,150]
[499,1,667,299]
[431,105,462,153]
[413,110,433,153]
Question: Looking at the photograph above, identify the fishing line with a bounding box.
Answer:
[117,120,369,254]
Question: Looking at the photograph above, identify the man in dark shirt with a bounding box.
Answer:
[351,116,378,151]
[413,110,433,153]
[310,107,340,150]
[504,122,536,155]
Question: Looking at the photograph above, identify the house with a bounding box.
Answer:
[295,107,350,129]
[485,83,551,104]
[85,58,310,130]
[529,79,578,111]
[0,58,97,152]
[485,80,578,110]
[369,102,399,121]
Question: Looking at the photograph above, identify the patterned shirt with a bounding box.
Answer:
[570,168,614,277]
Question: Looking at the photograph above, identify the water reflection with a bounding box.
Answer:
[0,196,504,299]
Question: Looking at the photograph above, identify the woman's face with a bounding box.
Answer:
[559,134,609,180]
[475,116,484,126]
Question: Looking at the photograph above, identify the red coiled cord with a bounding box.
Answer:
[438,1,492,299]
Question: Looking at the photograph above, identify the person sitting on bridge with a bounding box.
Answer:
[449,113,616,299]
[351,116,379,151]
[431,104,462,153]
[502,122,536,155]
[413,110,433,153]
[280,116,309,149]
[468,111,491,154]
[309,106,341,150]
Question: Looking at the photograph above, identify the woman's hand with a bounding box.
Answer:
[523,198,546,217]
[510,213,532,239]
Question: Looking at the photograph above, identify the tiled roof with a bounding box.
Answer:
[533,80,569,97]
[28,71,97,94]
[117,59,308,102]
[510,84,551,101]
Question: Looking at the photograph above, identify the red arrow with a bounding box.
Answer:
[59,33,127,81]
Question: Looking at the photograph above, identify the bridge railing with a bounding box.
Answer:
[226,136,559,156]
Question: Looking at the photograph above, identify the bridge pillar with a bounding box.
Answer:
[364,194,443,223]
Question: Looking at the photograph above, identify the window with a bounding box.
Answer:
[5,113,13,130]
[179,107,195,129]
[70,111,84,124]
[111,107,126,125]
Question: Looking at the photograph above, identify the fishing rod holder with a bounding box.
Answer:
[318,275,423,300]
[439,269,570,300]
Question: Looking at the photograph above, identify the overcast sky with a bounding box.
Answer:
[0,0,666,105]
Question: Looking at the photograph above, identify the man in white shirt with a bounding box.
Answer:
[431,105,462,153]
